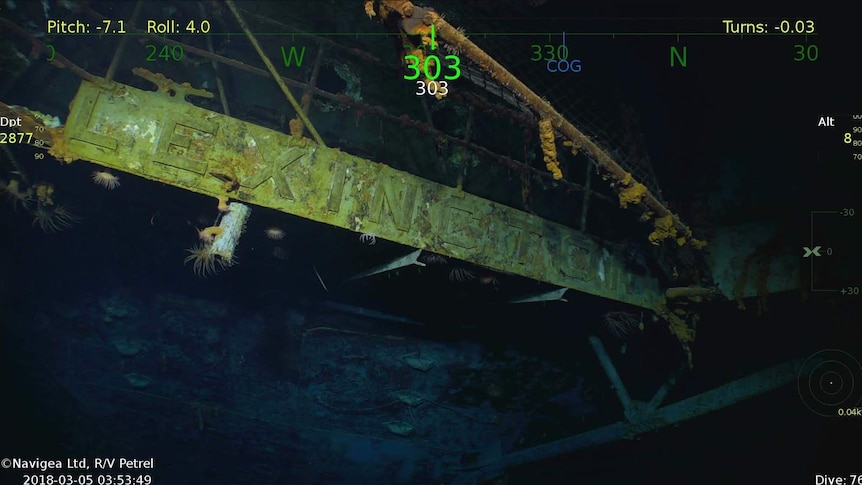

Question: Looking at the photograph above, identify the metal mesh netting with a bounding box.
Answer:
[259,0,665,204]
[440,7,666,203]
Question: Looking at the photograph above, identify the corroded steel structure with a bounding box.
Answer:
[53,76,663,309]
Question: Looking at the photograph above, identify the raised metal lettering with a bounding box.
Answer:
[368,174,418,231]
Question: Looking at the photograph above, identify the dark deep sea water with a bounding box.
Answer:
[2,2,860,484]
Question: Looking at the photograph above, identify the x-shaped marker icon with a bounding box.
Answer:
[802,246,822,258]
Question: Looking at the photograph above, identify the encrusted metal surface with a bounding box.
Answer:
[62,78,663,309]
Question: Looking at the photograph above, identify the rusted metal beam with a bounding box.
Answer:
[224,0,325,146]
[199,1,231,116]
[433,14,697,245]
[290,45,326,137]
[368,1,703,249]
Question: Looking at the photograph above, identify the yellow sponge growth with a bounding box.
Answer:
[616,172,647,208]
[618,181,647,208]
[690,238,708,249]
[648,214,677,245]
[538,118,562,180]
[655,302,697,369]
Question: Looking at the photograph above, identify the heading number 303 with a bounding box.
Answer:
[403,54,461,81]
[404,54,459,96]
